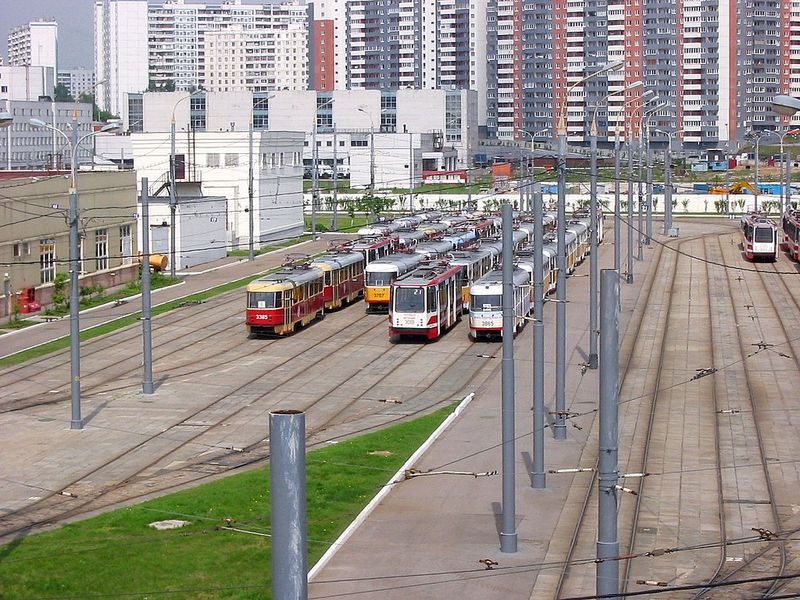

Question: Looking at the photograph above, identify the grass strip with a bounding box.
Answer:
[0,267,282,368]
[0,404,455,599]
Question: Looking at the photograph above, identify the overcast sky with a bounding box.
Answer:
[0,0,281,70]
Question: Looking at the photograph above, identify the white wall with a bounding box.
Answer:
[130,130,305,249]
[0,66,54,102]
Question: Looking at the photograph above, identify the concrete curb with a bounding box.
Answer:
[307,391,476,582]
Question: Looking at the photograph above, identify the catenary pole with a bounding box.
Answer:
[646,122,653,244]
[140,177,154,395]
[532,179,546,489]
[169,117,177,276]
[614,123,621,273]
[68,110,82,430]
[554,117,567,440]
[626,127,634,283]
[637,126,644,260]
[270,410,308,600]
[664,135,673,234]
[248,117,255,261]
[500,202,518,551]
[597,268,620,597]
[332,127,338,231]
[589,115,599,369]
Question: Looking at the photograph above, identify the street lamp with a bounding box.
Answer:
[312,99,335,239]
[551,59,623,443]
[518,127,550,212]
[0,111,11,170]
[757,128,800,213]
[771,96,800,213]
[653,129,684,235]
[611,87,651,275]
[746,130,765,212]
[248,94,274,261]
[30,115,120,430]
[169,90,202,276]
[587,81,643,369]
[357,107,375,194]
[638,102,667,255]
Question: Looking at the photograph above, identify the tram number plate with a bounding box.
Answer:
[478,319,494,328]
[255,314,271,321]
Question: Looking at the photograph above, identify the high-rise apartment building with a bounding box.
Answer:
[57,68,96,99]
[95,0,309,114]
[7,20,58,74]
[94,0,149,118]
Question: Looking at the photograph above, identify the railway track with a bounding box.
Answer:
[0,296,495,545]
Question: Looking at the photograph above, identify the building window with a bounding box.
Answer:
[225,153,239,167]
[95,229,108,271]
[207,153,220,167]
[119,225,132,265]
[12,241,30,257]
[40,239,55,284]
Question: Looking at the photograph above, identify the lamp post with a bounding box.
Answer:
[30,115,120,430]
[636,100,663,260]
[357,106,376,193]
[654,129,683,235]
[1,111,12,169]
[587,82,642,368]
[638,103,667,253]
[518,128,550,213]
[772,96,800,212]
[553,59,623,441]
[169,91,201,276]
[757,128,800,213]
[310,99,334,239]
[248,94,274,261]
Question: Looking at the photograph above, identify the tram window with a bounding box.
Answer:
[325,271,332,286]
[428,286,438,310]
[248,291,281,308]
[470,294,502,311]
[366,271,392,286]
[754,227,773,243]
[394,287,425,312]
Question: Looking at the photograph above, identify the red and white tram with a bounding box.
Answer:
[741,212,778,261]
[389,262,463,341]
[781,209,800,261]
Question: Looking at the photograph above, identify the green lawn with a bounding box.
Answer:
[0,404,455,599]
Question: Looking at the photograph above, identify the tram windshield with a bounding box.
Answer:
[248,291,282,309]
[366,271,394,286]
[754,227,773,243]
[393,287,425,313]
[470,294,502,311]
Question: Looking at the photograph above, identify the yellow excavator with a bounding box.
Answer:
[710,181,759,195]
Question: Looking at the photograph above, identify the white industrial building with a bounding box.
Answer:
[123,89,478,190]
[0,99,93,170]
[130,125,306,252]
[0,66,55,104]
[144,183,228,270]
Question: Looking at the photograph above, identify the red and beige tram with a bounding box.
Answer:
[310,250,365,310]
[350,236,397,264]
[389,262,464,341]
[246,259,325,336]
[741,212,778,261]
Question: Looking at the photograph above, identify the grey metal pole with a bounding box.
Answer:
[554,128,567,440]
[597,268,620,598]
[500,202,518,551]
[754,137,760,212]
[409,132,414,212]
[589,119,599,370]
[332,127,338,231]
[532,181,546,489]
[140,177,154,395]
[637,130,644,260]
[311,116,318,240]
[614,125,621,273]
[369,125,375,193]
[270,410,308,600]
[248,119,255,261]
[664,137,673,234]
[519,141,524,211]
[725,144,731,217]
[3,273,9,319]
[646,125,653,244]
[788,150,793,211]
[169,118,177,277]
[68,110,82,430]
[626,136,634,283]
